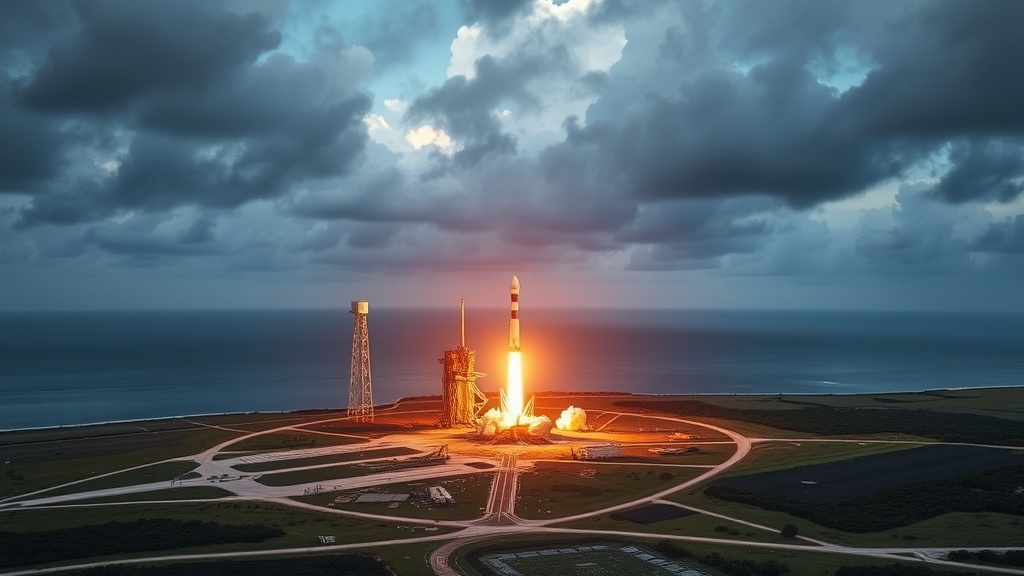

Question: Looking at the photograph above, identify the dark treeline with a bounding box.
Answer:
[705,465,1024,532]
[617,400,1024,446]
[948,550,1024,567]
[1,519,284,568]
[64,554,392,576]
[654,541,789,576]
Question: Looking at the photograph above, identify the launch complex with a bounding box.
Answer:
[436,276,578,441]
[346,274,587,440]
[5,276,1020,576]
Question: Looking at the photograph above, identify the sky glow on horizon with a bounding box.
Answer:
[1,0,1024,312]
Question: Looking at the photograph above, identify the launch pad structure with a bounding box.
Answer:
[438,299,487,428]
[347,300,374,422]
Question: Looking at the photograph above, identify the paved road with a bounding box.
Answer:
[0,532,458,576]
[477,453,518,525]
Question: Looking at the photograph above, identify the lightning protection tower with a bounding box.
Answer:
[347,300,373,422]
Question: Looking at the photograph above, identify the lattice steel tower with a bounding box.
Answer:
[347,300,373,422]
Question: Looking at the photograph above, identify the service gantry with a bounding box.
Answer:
[438,299,487,428]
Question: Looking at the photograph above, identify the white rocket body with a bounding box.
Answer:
[509,275,521,351]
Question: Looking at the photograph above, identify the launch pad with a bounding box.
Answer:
[486,424,552,445]
[437,276,557,442]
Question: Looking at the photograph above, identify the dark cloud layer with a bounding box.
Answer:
[837,1,1024,138]
[973,215,1024,253]
[0,77,66,193]
[2,0,1024,310]
[935,139,1024,203]
[537,0,1024,213]
[6,0,371,227]
[20,1,280,114]
[0,2,77,69]
[85,217,221,260]
[406,54,543,167]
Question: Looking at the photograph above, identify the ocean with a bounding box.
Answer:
[1,308,1023,430]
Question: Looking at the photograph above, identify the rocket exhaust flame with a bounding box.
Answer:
[504,351,523,426]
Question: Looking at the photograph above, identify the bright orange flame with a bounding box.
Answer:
[504,351,523,425]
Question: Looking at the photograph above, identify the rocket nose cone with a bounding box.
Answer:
[510,275,520,293]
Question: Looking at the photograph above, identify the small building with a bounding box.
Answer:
[429,486,454,504]
[572,444,622,460]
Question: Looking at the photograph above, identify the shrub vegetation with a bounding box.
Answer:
[947,550,1024,568]
[64,554,392,575]
[705,465,1024,532]
[655,540,789,576]
[1,519,284,568]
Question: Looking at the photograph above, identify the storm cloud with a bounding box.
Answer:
[1,0,1023,311]
[6,0,372,227]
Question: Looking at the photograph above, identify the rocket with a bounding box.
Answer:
[509,275,521,351]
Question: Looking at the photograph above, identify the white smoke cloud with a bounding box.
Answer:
[555,405,589,431]
[476,408,554,437]
[477,407,502,436]
[527,415,553,436]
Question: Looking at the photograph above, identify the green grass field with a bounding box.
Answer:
[221,431,362,452]
[1,429,238,499]
[232,446,418,473]
[254,463,379,486]
[294,472,495,521]
[67,486,234,504]
[619,392,1024,446]
[723,440,919,476]
[0,500,457,566]
[10,460,201,501]
[188,411,350,431]
[597,416,732,440]
[515,462,704,520]
[374,541,447,575]
[667,484,1024,548]
[669,388,1024,420]
[599,445,735,466]
[557,508,808,546]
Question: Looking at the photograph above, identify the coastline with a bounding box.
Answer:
[4,385,1021,434]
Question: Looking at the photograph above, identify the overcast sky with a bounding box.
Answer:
[1,0,1023,312]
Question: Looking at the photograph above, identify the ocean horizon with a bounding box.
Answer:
[2,308,1023,431]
